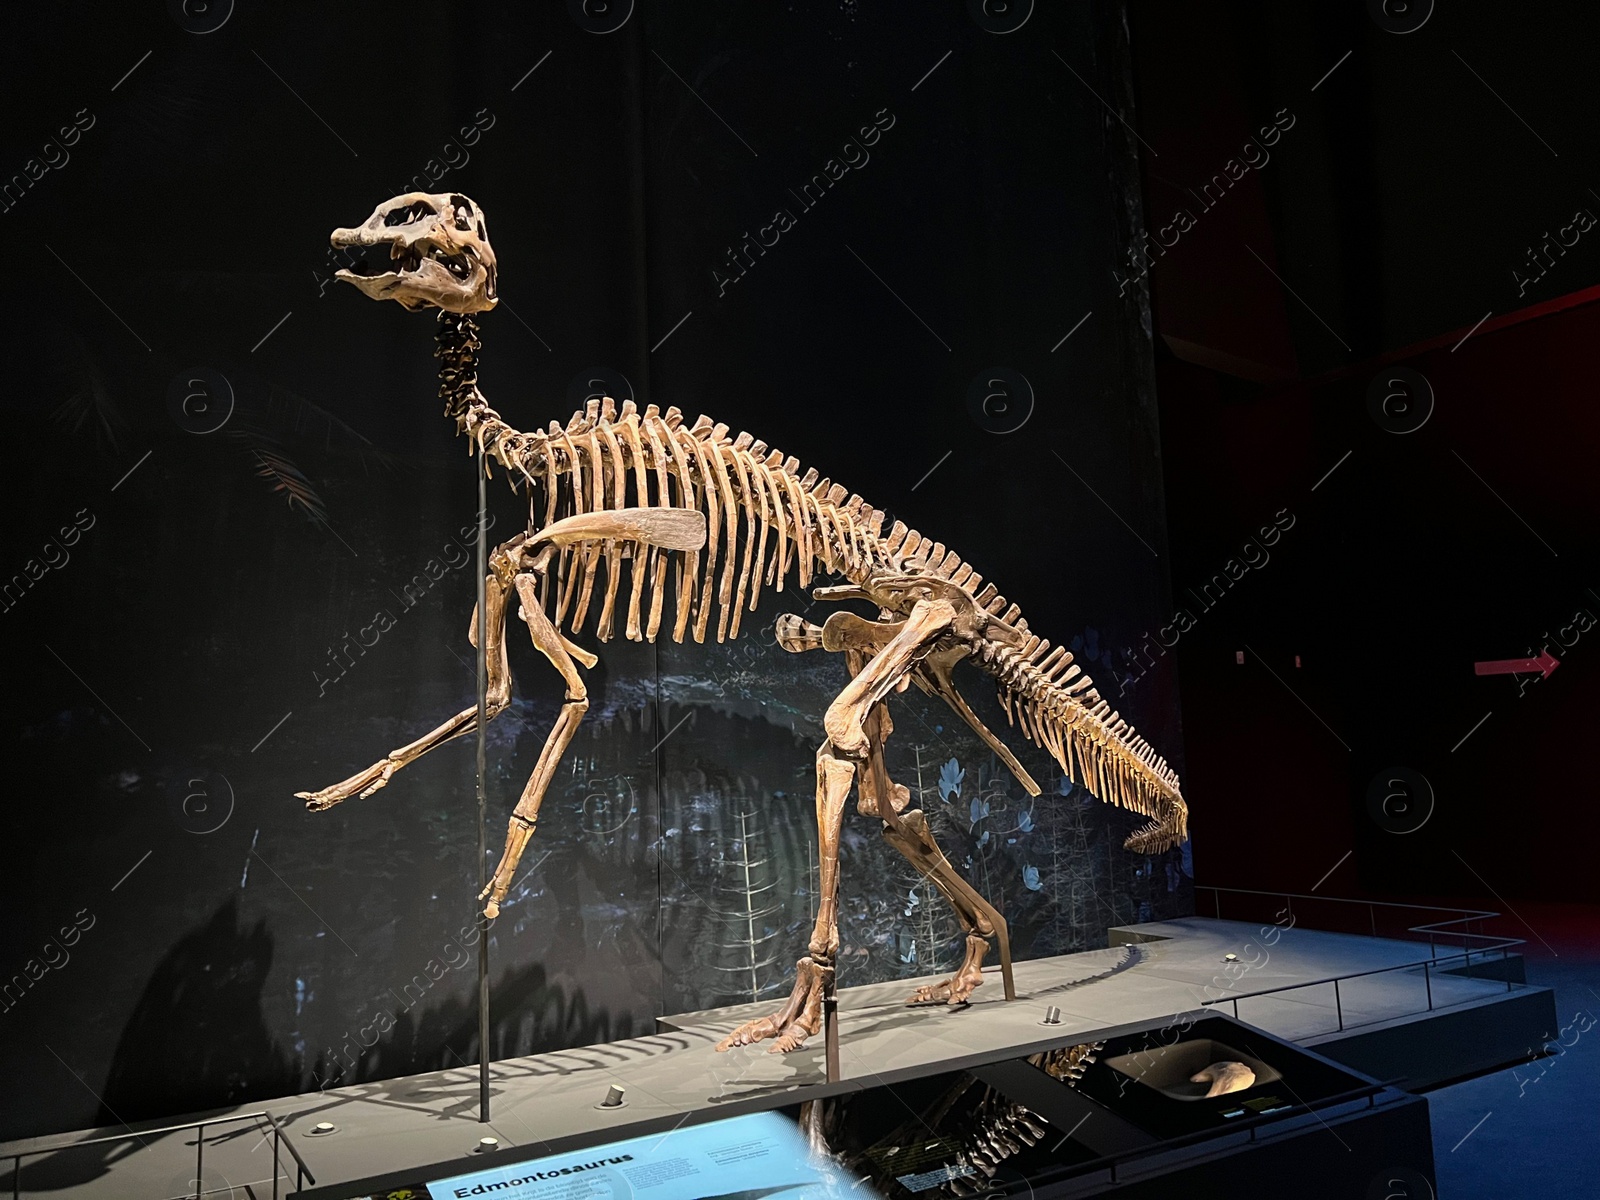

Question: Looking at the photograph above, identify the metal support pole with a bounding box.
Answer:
[824,991,840,1083]
[476,438,491,1122]
[194,1124,203,1200]
[1333,980,1343,1031]
[1423,960,1432,1010]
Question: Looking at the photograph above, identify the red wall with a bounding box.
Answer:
[1157,294,1600,903]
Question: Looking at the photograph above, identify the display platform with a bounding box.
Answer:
[1,917,1553,1199]
[305,1013,1434,1200]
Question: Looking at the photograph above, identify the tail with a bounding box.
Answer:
[990,643,1188,854]
[1122,797,1188,855]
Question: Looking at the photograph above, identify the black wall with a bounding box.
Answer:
[0,2,1187,1142]
[1125,1,1600,904]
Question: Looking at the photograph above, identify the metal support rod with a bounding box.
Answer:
[824,991,840,1083]
[1424,960,1432,1010]
[273,1121,280,1200]
[476,436,491,1122]
[1333,979,1343,1031]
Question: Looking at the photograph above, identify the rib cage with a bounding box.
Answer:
[463,394,1185,850]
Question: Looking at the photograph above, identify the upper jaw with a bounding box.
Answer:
[328,228,495,313]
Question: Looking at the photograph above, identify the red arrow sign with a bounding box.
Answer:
[1475,650,1560,679]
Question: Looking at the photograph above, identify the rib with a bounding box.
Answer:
[468,400,1187,853]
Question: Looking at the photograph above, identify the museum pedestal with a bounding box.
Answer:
[1,917,1552,1199]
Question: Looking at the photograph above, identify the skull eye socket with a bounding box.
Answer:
[385,200,436,227]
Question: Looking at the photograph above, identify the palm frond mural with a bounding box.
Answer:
[244,440,328,523]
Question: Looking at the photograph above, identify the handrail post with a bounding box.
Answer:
[194,1122,203,1200]
[13,1152,20,1200]
[1334,979,1343,1032]
[273,1118,281,1200]
[1424,960,1433,1010]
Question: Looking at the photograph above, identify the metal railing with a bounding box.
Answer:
[1192,886,1526,1035]
[4,1110,315,1200]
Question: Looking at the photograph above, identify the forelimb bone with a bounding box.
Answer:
[480,572,591,918]
[297,544,516,811]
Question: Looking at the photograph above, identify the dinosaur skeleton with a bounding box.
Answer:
[299,192,1188,1055]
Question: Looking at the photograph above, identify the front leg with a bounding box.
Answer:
[479,573,591,918]
[297,553,515,810]
[299,758,402,811]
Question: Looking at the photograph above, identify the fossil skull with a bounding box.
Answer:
[330,192,497,313]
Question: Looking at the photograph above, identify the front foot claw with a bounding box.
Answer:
[296,758,398,812]
[714,957,831,1053]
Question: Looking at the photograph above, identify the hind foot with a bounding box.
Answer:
[906,934,991,1006]
[714,957,831,1053]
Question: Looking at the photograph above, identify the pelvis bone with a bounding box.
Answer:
[331,191,498,313]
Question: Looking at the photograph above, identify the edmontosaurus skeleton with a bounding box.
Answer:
[300,192,1188,1055]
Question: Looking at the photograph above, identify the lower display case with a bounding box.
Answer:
[323,1014,1435,1200]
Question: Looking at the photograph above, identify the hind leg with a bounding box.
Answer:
[716,598,956,1053]
[714,746,855,1052]
[882,811,1014,1005]
[857,658,1014,1005]
[479,573,591,918]
[778,611,1016,1005]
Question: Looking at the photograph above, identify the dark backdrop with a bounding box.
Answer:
[1125,1,1600,905]
[0,2,1189,1142]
